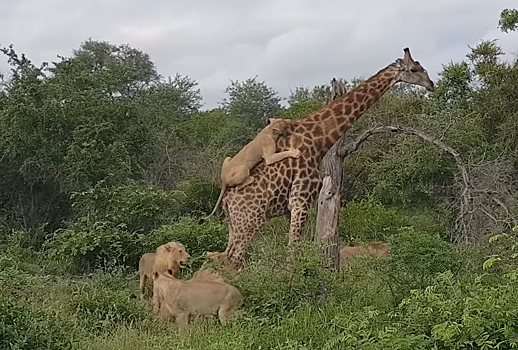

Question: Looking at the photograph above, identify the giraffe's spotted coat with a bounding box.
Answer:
[221,51,435,269]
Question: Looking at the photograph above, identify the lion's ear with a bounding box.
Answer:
[165,244,173,252]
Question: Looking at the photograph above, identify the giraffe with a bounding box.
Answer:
[221,48,435,269]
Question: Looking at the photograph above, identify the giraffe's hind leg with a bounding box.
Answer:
[223,220,238,257]
[225,209,267,270]
[227,236,252,270]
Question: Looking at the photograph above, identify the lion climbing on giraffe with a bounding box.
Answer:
[207,47,435,270]
[205,117,301,218]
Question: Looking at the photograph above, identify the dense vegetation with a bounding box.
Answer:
[1,9,518,350]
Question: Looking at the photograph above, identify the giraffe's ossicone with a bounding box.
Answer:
[220,47,435,269]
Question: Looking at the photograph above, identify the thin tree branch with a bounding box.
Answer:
[337,125,473,244]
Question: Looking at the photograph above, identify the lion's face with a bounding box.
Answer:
[268,119,291,138]
[170,242,189,267]
[161,242,190,268]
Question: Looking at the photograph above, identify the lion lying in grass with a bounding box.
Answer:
[138,242,189,300]
[340,241,390,267]
[152,270,244,330]
[191,251,231,282]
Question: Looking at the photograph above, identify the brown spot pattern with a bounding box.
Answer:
[223,65,400,269]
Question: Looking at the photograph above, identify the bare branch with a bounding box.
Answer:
[336,124,517,245]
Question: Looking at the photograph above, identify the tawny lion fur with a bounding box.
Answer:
[340,241,390,267]
[138,241,189,300]
[152,271,244,330]
[205,118,300,218]
[191,251,229,282]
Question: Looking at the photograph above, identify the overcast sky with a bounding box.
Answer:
[2,0,518,109]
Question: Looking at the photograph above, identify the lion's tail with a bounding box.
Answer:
[203,185,226,220]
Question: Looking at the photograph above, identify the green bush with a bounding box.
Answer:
[397,271,518,349]
[346,138,453,207]
[45,222,141,273]
[70,183,182,234]
[233,241,336,318]
[176,178,221,217]
[0,251,77,350]
[395,205,452,238]
[0,295,75,350]
[339,198,406,243]
[483,227,518,276]
[385,227,462,301]
[45,183,187,273]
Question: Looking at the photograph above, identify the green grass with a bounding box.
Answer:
[2,223,518,350]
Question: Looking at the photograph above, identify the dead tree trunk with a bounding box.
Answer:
[315,105,511,267]
[315,78,347,270]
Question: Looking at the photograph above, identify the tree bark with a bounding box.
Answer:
[315,78,347,270]
[315,135,346,270]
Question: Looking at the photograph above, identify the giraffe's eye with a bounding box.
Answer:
[410,67,418,73]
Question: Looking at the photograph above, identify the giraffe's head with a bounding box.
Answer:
[393,48,434,92]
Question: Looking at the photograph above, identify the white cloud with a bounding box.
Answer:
[1,0,517,109]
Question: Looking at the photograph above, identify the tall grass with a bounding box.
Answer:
[2,217,517,349]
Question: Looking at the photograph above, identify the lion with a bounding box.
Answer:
[340,241,390,267]
[191,269,225,283]
[152,270,244,331]
[204,118,300,218]
[138,241,189,300]
[191,251,229,282]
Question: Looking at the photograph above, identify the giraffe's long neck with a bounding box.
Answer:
[302,66,397,153]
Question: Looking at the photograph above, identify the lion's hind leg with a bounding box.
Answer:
[176,313,190,331]
[217,306,234,325]
[218,293,244,325]
[140,273,149,300]
[226,165,250,188]
[235,175,254,190]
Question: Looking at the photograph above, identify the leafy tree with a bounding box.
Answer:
[220,76,282,130]
[498,8,518,32]
[431,61,473,109]
[0,40,201,241]
[50,39,160,97]
[287,83,331,106]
